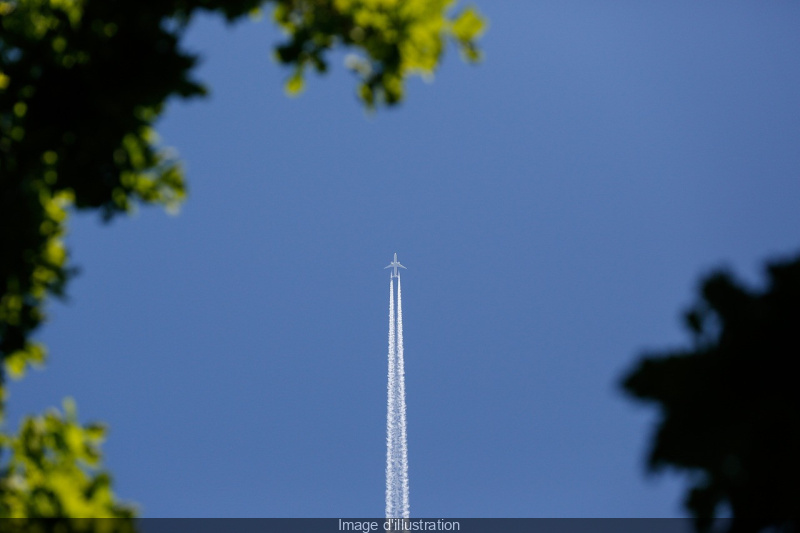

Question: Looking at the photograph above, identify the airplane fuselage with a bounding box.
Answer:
[385,253,407,278]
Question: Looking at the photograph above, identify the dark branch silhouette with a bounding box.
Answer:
[622,253,800,532]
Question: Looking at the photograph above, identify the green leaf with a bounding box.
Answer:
[4,343,47,380]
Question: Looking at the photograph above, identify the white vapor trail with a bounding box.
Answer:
[386,279,398,518]
[396,276,410,518]
[385,275,410,519]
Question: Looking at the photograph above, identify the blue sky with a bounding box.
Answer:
[7,0,800,518]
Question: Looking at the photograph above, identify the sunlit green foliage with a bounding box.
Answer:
[0,398,135,521]
[273,0,485,106]
[622,254,800,532]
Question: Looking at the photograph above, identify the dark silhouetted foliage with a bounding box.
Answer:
[622,254,800,533]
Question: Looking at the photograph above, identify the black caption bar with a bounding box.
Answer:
[0,518,705,533]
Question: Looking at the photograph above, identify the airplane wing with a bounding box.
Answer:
[398,263,407,269]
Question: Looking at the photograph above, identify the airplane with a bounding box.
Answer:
[385,253,407,278]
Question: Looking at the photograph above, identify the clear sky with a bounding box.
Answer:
[7,0,800,518]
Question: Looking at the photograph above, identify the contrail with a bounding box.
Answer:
[385,278,399,518]
[396,276,410,518]
[385,267,410,520]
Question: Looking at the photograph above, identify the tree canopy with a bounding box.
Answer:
[622,254,800,532]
